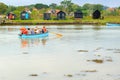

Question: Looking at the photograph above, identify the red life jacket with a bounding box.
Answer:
[22,29,28,34]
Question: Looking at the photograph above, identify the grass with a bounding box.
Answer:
[3,16,120,25]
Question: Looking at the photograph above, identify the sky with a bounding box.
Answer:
[0,0,120,7]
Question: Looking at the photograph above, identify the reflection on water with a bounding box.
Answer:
[20,38,48,48]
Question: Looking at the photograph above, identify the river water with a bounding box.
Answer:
[0,25,120,80]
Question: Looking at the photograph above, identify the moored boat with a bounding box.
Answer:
[106,23,120,26]
[19,32,49,38]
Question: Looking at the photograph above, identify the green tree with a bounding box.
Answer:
[60,0,73,14]
[16,6,25,11]
[0,2,8,14]
[82,3,94,16]
[25,4,35,11]
[71,4,81,12]
[82,3,104,16]
[56,6,63,10]
[13,10,21,19]
[118,6,120,9]
[49,3,57,9]
[6,6,16,14]
[93,4,104,11]
[31,10,40,20]
[35,3,48,9]
[82,3,93,10]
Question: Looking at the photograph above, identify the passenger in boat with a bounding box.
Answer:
[20,27,26,34]
[34,29,37,34]
[27,28,31,35]
[34,26,38,30]
[42,26,47,33]
[34,27,41,34]
[37,28,42,34]
[31,28,35,34]
[34,26,38,34]
[22,29,28,35]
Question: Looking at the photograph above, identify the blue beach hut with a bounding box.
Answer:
[20,11,30,20]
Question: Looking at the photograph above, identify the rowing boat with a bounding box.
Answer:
[106,23,120,26]
[19,32,49,38]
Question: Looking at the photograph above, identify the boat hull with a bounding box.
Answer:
[106,23,120,26]
[19,32,49,38]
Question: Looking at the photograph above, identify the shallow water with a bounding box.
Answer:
[0,25,120,80]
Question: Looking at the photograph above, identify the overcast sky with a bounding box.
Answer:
[0,0,120,7]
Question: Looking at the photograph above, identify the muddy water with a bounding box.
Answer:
[0,25,120,80]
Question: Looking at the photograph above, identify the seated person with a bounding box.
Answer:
[31,28,35,34]
[20,27,26,34]
[42,26,47,33]
[22,29,28,35]
[27,28,31,35]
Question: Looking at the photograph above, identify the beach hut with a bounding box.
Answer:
[43,13,51,20]
[20,11,30,20]
[92,10,101,19]
[74,11,83,18]
[7,12,16,20]
[57,11,66,20]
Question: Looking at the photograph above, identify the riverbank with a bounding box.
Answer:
[1,16,120,25]
[0,20,106,25]
[0,20,116,26]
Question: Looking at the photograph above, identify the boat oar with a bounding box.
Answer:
[50,32,63,37]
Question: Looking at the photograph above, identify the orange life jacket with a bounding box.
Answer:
[20,27,26,34]
[22,29,28,34]
[42,27,47,33]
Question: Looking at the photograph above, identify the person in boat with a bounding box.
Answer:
[34,29,38,34]
[34,27,41,34]
[20,27,26,34]
[31,28,35,34]
[37,28,42,34]
[23,28,28,35]
[27,28,31,35]
[42,26,47,33]
[34,26,38,34]
[20,27,28,35]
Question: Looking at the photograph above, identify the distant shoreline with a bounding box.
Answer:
[0,21,105,25]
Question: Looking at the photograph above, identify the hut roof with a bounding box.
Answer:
[93,10,100,14]
[57,11,66,15]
